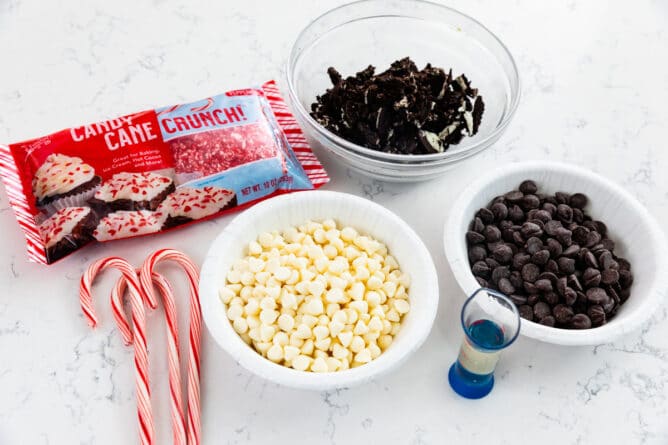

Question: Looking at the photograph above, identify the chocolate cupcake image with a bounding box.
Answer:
[38,206,98,263]
[88,172,175,216]
[158,186,237,229]
[32,154,101,216]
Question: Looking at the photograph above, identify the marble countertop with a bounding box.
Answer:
[1,0,667,443]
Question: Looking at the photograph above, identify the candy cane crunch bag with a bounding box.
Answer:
[0,81,329,264]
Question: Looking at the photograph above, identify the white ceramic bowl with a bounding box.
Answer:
[444,161,668,345]
[200,191,439,389]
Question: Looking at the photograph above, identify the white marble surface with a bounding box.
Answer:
[1,0,667,443]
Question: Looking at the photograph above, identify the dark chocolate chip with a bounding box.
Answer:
[585,231,602,248]
[499,220,514,230]
[491,202,508,221]
[583,268,601,288]
[476,208,494,224]
[583,250,599,269]
[588,305,606,326]
[466,231,486,244]
[508,205,525,223]
[572,226,590,245]
[546,238,563,258]
[562,244,580,257]
[542,202,557,216]
[619,269,634,288]
[534,302,551,320]
[555,192,570,204]
[509,271,524,289]
[601,269,619,285]
[599,251,618,270]
[504,190,524,203]
[530,211,548,224]
[544,220,563,236]
[556,276,568,296]
[544,292,559,305]
[522,194,541,210]
[484,225,502,242]
[472,217,485,233]
[586,287,608,305]
[540,315,556,327]
[509,294,528,306]
[521,222,543,239]
[512,253,531,270]
[594,221,608,237]
[564,287,577,306]
[555,227,573,246]
[557,257,576,274]
[492,244,513,264]
[519,180,537,194]
[524,282,538,294]
[531,250,550,266]
[491,266,510,284]
[521,263,540,283]
[601,238,615,251]
[472,261,491,278]
[569,193,588,209]
[545,259,560,274]
[526,237,543,255]
[535,279,553,293]
[571,313,592,329]
[468,245,487,263]
[519,305,534,321]
[553,304,574,324]
[568,274,584,292]
[498,277,515,295]
[485,257,500,269]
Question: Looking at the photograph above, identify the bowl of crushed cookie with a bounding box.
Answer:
[287,0,520,182]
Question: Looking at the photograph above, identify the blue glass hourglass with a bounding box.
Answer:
[448,288,521,399]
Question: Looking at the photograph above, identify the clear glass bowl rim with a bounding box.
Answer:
[286,0,522,164]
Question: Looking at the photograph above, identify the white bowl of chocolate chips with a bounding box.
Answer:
[444,161,668,345]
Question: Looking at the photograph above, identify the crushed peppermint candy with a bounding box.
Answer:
[170,121,282,180]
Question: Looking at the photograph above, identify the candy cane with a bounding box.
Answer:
[111,270,187,445]
[140,249,201,445]
[79,257,154,445]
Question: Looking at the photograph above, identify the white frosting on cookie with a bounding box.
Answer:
[94,172,173,202]
[32,154,96,200]
[39,207,91,248]
[93,210,166,241]
[159,186,235,220]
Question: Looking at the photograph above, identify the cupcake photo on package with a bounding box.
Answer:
[88,171,175,216]
[32,153,101,216]
[158,186,237,229]
[38,206,98,263]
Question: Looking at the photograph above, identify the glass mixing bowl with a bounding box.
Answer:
[287,0,520,182]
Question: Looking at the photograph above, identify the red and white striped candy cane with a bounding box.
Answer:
[79,257,154,445]
[112,270,187,445]
[140,249,201,445]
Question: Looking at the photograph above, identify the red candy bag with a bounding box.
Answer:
[0,81,328,264]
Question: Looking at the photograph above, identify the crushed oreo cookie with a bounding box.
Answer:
[310,57,484,155]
